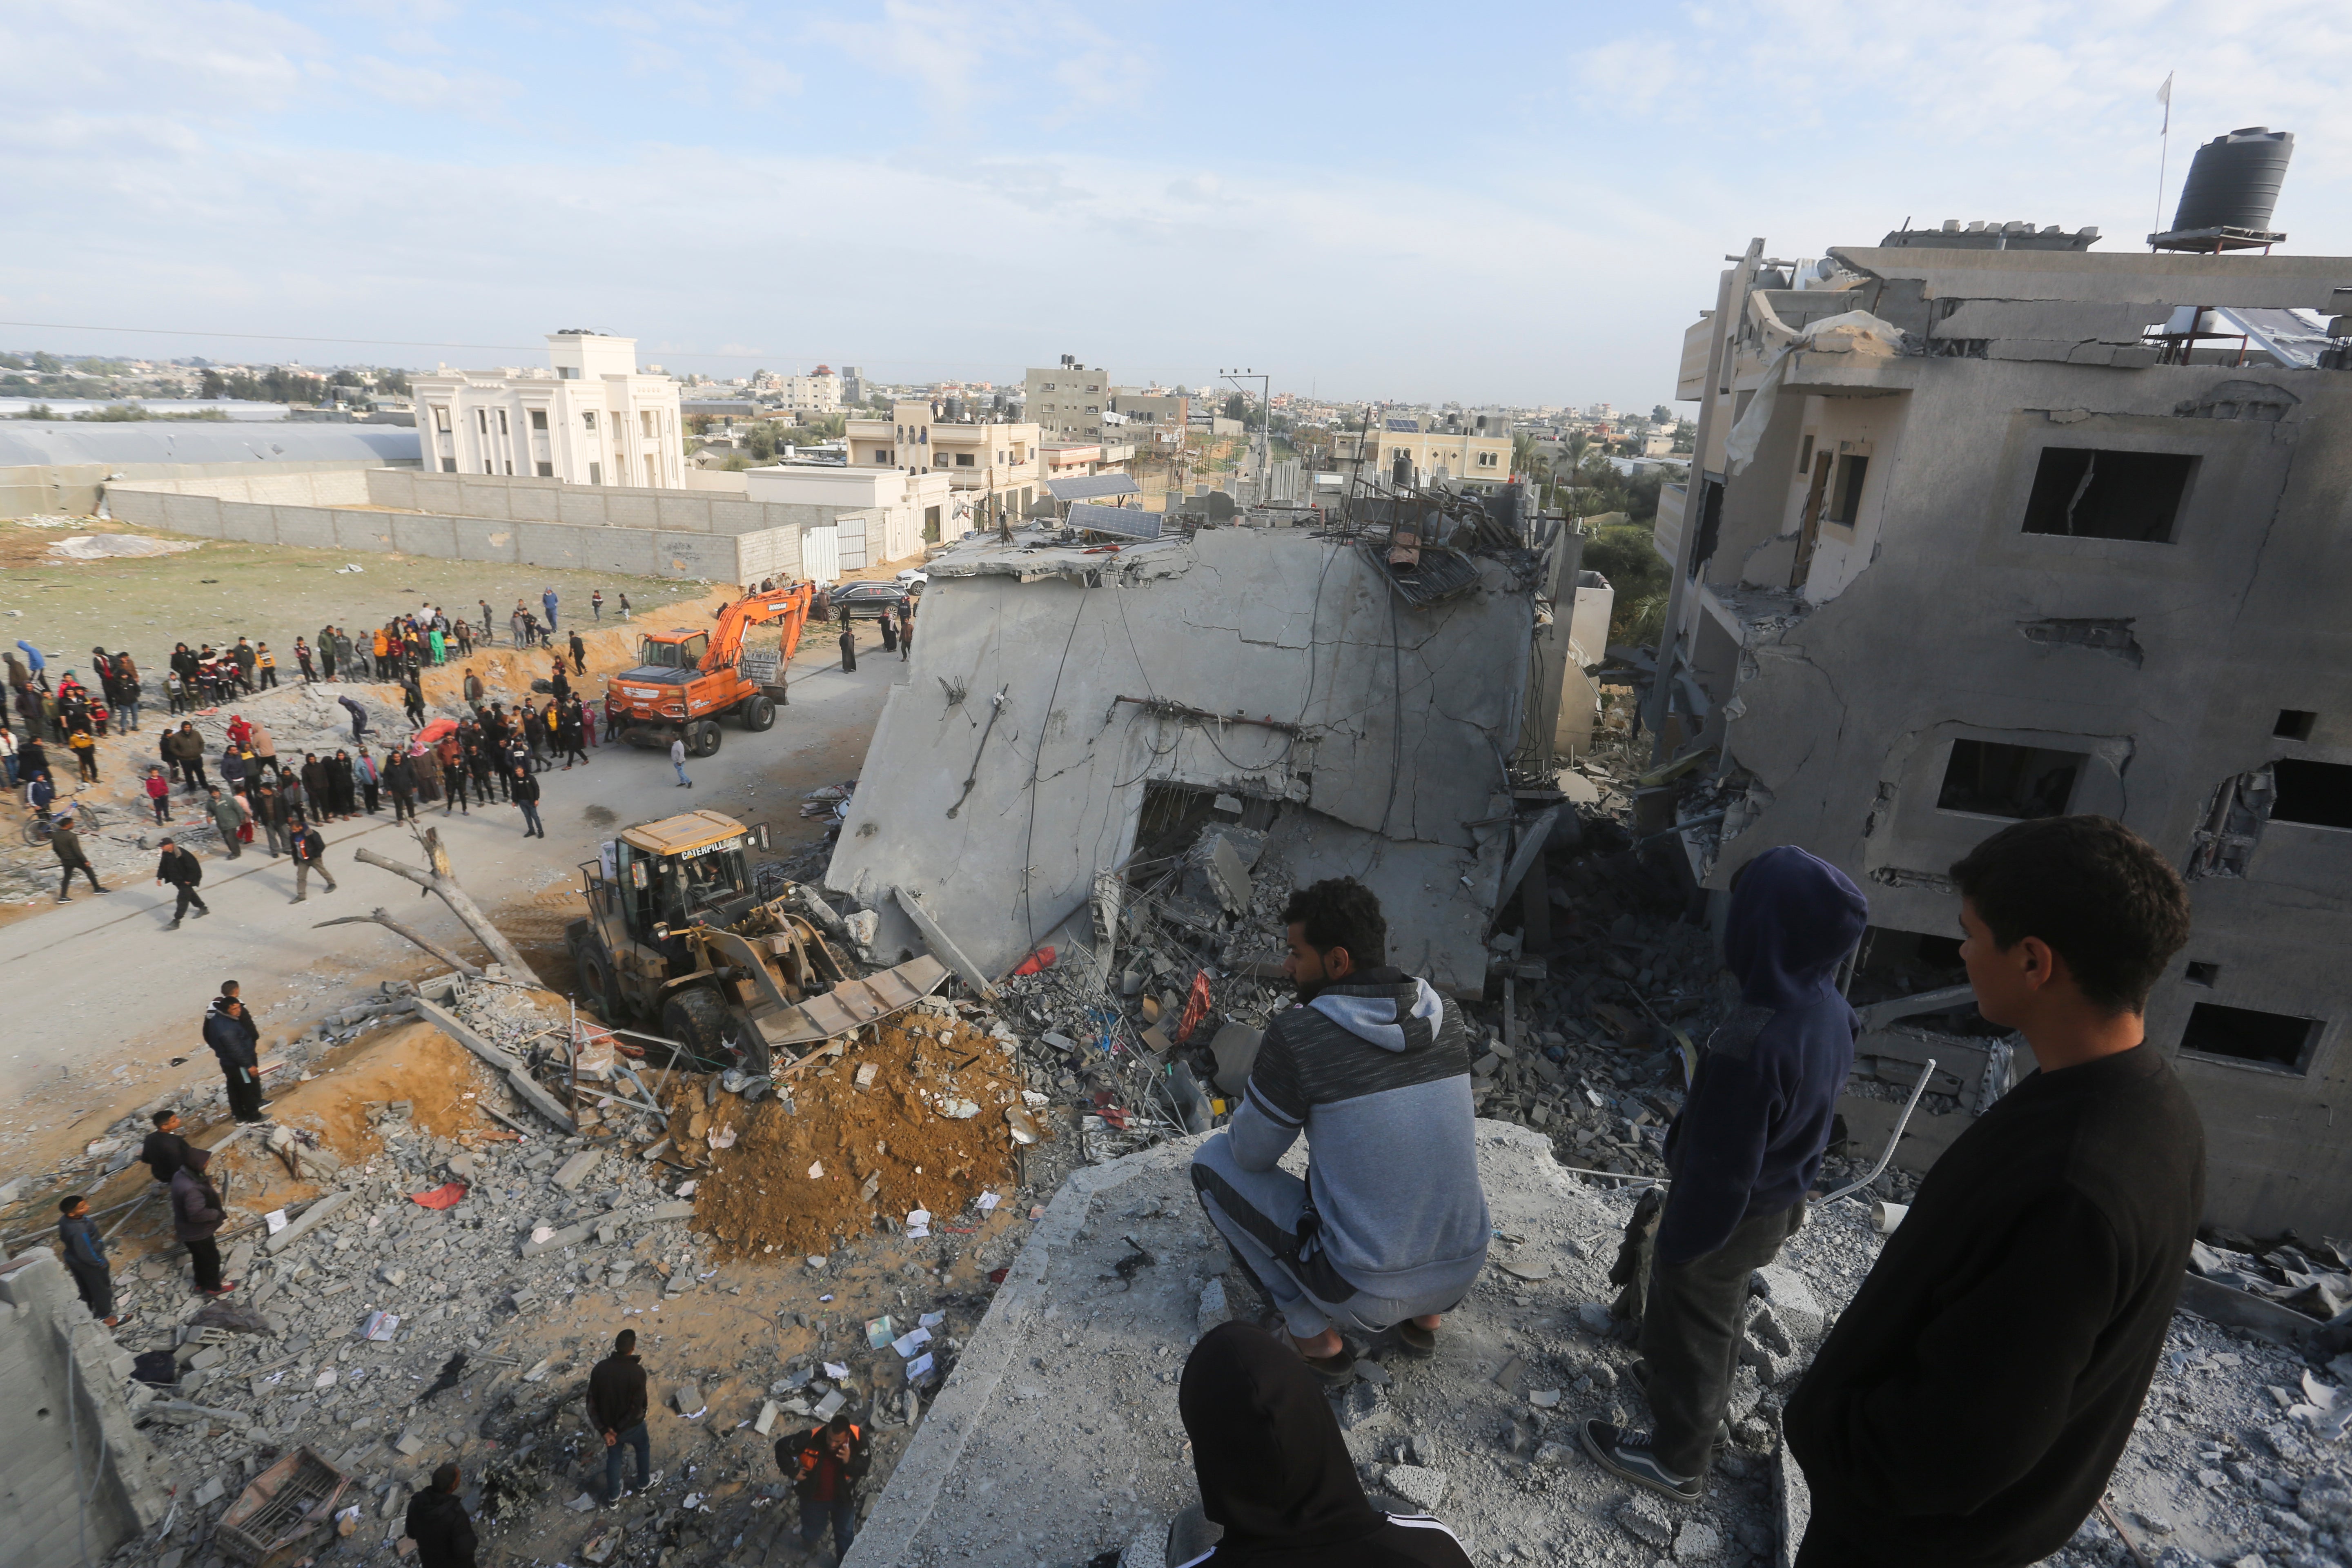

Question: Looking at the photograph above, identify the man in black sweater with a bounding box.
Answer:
[404,1463,477,1568]
[1582,846,1867,1502]
[589,1329,652,1503]
[1785,815,2203,1567]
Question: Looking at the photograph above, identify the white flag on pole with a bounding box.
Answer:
[2156,72,2173,132]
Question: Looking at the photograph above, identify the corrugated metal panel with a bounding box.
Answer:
[1044,472,1141,501]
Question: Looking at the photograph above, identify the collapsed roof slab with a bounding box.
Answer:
[824,526,1536,995]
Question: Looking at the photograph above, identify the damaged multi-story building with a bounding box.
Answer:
[1647,129,2352,1236]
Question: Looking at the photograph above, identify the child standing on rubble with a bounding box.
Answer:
[1578,845,1867,1504]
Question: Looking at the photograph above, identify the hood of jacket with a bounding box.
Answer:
[1180,1321,1386,1559]
[1303,967,1444,1055]
[1723,846,1870,1010]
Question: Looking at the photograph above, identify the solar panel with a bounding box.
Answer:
[1066,502,1163,540]
[1046,472,1143,501]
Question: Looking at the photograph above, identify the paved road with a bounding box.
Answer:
[0,636,898,1142]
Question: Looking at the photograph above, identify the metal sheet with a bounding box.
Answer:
[1067,502,1162,539]
[1045,472,1142,501]
[757,954,949,1048]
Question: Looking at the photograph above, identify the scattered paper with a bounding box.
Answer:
[906,1209,932,1229]
[976,1191,1001,1213]
[265,1209,289,1235]
[891,1326,932,1359]
[708,1126,736,1151]
[918,1312,944,1330]
[364,1312,401,1342]
[807,1161,824,1180]
[863,1316,895,1350]
[905,1352,935,1382]
[823,1361,849,1380]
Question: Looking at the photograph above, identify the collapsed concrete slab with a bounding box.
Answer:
[825,523,1542,995]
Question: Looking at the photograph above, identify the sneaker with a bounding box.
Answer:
[196,906,210,918]
[1579,1420,1701,1503]
[168,919,182,930]
[1393,1321,1438,1358]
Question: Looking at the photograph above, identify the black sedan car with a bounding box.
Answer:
[829,580,916,620]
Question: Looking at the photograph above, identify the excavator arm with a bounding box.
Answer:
[700,582,815,675]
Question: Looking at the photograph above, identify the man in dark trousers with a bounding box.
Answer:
[1581,846,1867,1502]
[404,1463,477,1568]
[837,623,856,673]
[156,836,210,929]
[777,1413,870,1560]
[58,1195,118,1326]
[589,1329,652,1503]
[205,987,267,1123]
[1189,878,1488,1382]
[568,629,586,676]
[510,766,543,837]
[1785,816,2202,1568]
[51,810,103,902]
[140,1108,192,1186]
[172,1146,232,1294]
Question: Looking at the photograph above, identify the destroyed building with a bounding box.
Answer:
[824,505,1593,1000]
[1646,174,2352,1236]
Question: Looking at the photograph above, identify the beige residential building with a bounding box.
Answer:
[1025,358,1111,441]
[1331,413,1512,492]
[846,399,1042,536]
[412,332,683,488]
[1107,389,1189,453]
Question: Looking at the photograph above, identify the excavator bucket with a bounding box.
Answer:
[757,955,951,1054]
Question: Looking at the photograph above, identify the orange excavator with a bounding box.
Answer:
[604,582,815,757]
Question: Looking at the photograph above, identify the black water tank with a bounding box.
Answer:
[2171,127,2294,232]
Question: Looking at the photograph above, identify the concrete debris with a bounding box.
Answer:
[1618,1492,1677,1548]
[1383,1463,1448,1512]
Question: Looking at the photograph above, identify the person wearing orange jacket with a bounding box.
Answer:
[776,1414,869,1560]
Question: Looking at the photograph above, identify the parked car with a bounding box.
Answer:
[829,580,913,619]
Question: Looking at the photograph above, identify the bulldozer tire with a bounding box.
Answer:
[690,718,723,758]
[575,939,621,1022]
[738,693,776,732]
[659,987,731,1071]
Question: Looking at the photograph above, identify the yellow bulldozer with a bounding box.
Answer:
[565,808,946,1074]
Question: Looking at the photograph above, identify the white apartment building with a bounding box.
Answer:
[846,399,1042,535]
[773,372,842,418]
[412,332,683,488]
[1025,357,1110,441]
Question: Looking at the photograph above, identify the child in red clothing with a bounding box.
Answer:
[145,765,172,824]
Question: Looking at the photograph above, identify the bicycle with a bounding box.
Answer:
[22,800,105,846]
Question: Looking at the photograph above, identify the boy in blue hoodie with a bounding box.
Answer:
[1583,844,1868,1502]
[1190,878,1490,1382]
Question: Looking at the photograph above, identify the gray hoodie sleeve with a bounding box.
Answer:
[1229,1019,1306,1171]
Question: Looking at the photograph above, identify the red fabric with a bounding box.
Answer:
[1175,971,1213,1045]
[1010,946,1056,978]
[416,718,458,745]
[409,1182,468,1210]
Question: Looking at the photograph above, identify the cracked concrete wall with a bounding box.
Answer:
[1679,262,2352,1236]
[825,528,1534,995]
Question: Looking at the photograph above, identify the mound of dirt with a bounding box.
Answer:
[686,1006,1030,1257]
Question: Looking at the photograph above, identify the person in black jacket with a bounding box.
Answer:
[58,1195,118,1325]
[204,987,267,1123]
[510,767,543,838]
[140,1107,192,1186]
[404,1463,477,1568]
[588,1330,652,1503]
[777,1415,872,1560]
[1784,816,2203,1568]
[1172,1320,1473,1567]
[289,818,336,902]
[155,837,209,929]
[1582,846,1867,1502]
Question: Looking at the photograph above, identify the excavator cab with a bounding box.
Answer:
[632,630,708,672]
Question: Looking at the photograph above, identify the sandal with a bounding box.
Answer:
[1298,1347,1358,1386]
[1394,1321,1438,1358]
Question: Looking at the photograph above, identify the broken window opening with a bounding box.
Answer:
[1935,739,2086,821]
[2020,448,2195,543]
[2178,1002,2320,1075]
[2270,758,2352,831]
[1827,454,1869,526]
[2186,766,2274,879]
[2185,961,2220,987]
[2274,709,2318,741]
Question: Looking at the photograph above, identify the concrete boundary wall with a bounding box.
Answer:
[103,482,802,582]
[4,457,408,519]
[363,470,886,546]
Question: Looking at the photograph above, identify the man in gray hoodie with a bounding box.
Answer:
[1189,877,1488,1381]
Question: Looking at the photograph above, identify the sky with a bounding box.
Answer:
[5,0,2351,411]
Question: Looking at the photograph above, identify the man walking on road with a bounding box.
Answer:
[206,786,246,859]
[590,1329,653,1504]
[669,734,691,789]
[156,836,210,929]
[1784,818,2204,1568]
[51,810,103,902]
[205,986,267,1123]
[838,623,856,673]
[290,817,337,902]
[58,1195,119,1326]
[511,766,544,837]
[1579,846,1867,1503]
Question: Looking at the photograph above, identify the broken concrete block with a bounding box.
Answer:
[1754,1263,1824,1340]
[1209,1024,1263,1096]
[552,1150,602,1191]
[754,1401,780,1436]
[1338,1381,1385,1432]
[1533,1440,1573,1466]
[192,1477,223,1507]
[1674,1519,1725,1560]
[395,1432,425,1457]
[1383,1465,1447,1512]
[854,1062,878,1089]
[673,1380,706,1418]
[646,1200,696,1223]
[1617,1493,1676,1548]
[1207,836,1252,914]
[1196,1278,1232,1340]
[265,1189,352,1255]
[521,1221,593,1259]
[1576,1302,1616,1336]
